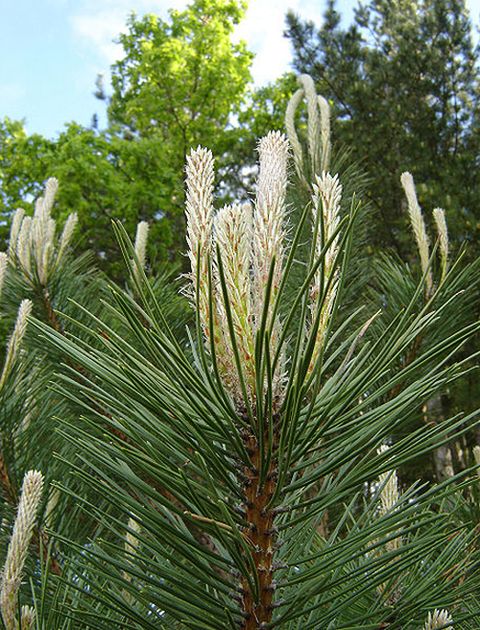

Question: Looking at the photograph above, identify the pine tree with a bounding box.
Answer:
[1,77,480,628]
[285,0,480,258]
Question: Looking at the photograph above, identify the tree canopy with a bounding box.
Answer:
[0,0,253,273]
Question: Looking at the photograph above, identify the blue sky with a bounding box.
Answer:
[1,0,479,139]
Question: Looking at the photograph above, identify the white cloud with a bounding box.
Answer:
[234,0,322,85]
[71,12,126,63]
[69,0,180,64]
[68,0,324,86]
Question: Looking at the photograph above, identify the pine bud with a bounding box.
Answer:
[20,605,35,630]
[24,178,60,284]
[0,299,33,390]
[377,445,400,516]
[309,172,342,373]
[8,208,25,261]
[253,131,289,303]
[215,203,254,400]
[312,172,342,278]
[376,445,401,555]
[185,146,215,328]
[433,208,448,278]
[57,212,78,262]
[285,88,305,182]
[298,74,321,174]
[16,217,33,276]
[253,131,289,400]
[125,515,141,556]
[400,172,433,294]
[473,445,480,478]
[122,515,142,600]
[0,470,44,630]
[185,147,232,383]
[0,253,8,301]
[45,485,60,529]
[133,221,149,279]
[39,177,58,221]
[424,608,453,629]
[318,95,331,171]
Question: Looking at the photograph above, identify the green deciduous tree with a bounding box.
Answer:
[106,0,252,263]
[0,118,55,223]
[0,0,253,273]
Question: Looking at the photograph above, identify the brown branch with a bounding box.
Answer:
[0,454,17,505]
[35,528,63,576]
[240,418,280,630]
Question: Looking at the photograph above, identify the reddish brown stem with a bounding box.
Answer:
[35,529,63,576]
[0,454,17,505]
[241,430,278,629]
[42,288,63,334]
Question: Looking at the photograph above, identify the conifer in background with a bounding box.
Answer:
[285,0,480,258]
